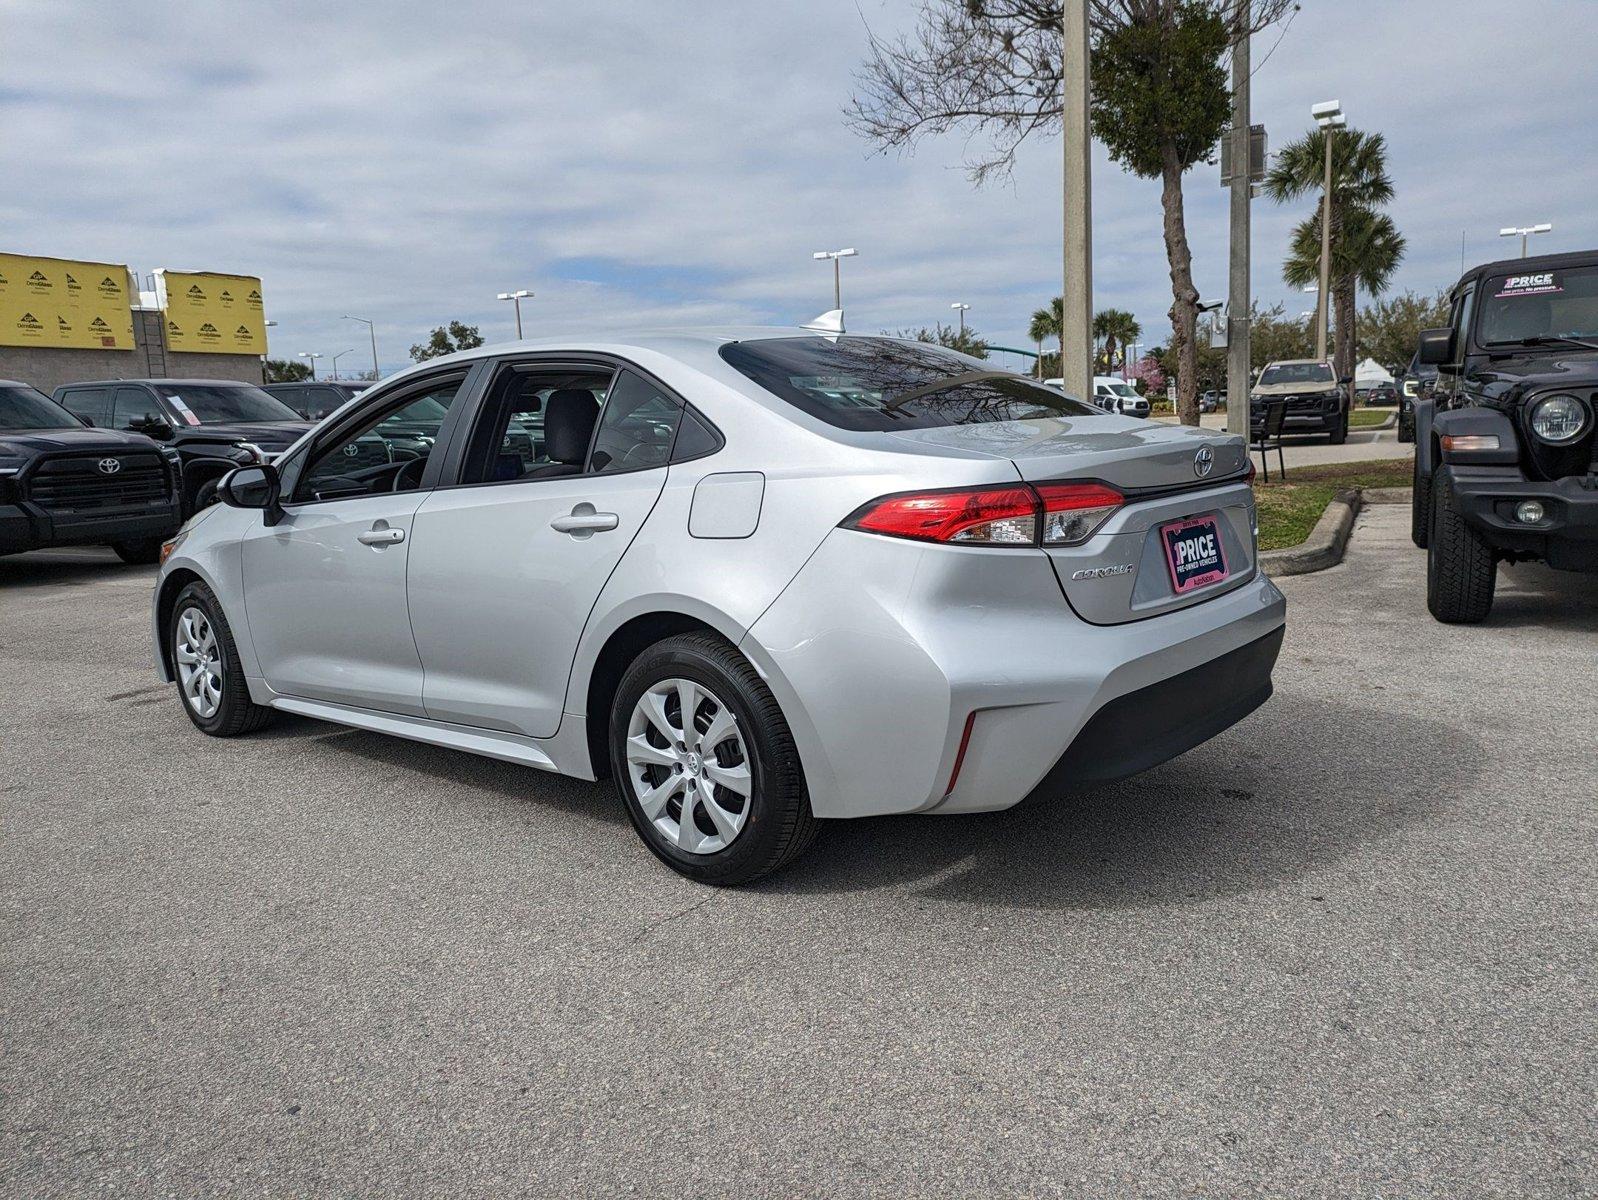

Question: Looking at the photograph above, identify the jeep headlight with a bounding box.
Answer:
[1530,394,1588,444]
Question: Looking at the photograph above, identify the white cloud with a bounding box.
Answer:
[1,0,1594,373]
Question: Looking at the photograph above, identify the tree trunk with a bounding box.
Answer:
[1160,148,1200,427]
[1334,276,1357,402]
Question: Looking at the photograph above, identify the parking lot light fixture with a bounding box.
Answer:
[950,302,970,334]
[342,316,379,378]
[1499,223,1552,258]
[1310,99,1345,362]
[297,351,323,381]
[812,248,858,309]
[497,290,534,339]
[330,349,356,379]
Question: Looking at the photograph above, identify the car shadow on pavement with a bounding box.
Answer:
[1487,564,1598,631]
[0,551,150,589]
[757,694,1481,911]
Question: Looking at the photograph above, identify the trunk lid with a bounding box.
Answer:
[884,416,1258,625]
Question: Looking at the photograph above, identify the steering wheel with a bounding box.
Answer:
[390,457,426,492]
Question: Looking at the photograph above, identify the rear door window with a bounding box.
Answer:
[59,387,110,426]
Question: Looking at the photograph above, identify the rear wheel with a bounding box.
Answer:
[1426,471,1496,623]
[169,582,275,736]
[609,633,816,886]
[111,538,163,565]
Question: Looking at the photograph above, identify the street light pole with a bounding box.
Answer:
[298,351,323,381]
[950,302,970,335]
[1225,9,1252,438]
[497,290,533,339]
[330,349,356,379]
[1311,100,1345,363]
[811,249,857,309]
[342,316,379,379]
[1061,0,1093,402]
[1499,223,1552,258]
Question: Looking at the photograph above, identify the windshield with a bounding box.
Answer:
[1259,362,1333,386]
[0,384,80,430]
[719,337,1098,431]
[1105,382,1139,398]
[1477,265,1598,345]
[155,384,300,425]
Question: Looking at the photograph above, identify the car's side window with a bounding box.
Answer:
[458,366,615,486]
[588,370,684,475]
[60,387,109,426]
[112,386,163,432]
[293,376,466,503]
[1453,286,1476,355]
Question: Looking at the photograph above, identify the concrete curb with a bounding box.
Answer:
[1259,487,1363,577]
[1353,411,1398,433]
[1363,486,1411,505]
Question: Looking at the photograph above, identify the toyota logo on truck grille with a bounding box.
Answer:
[97,458,122,475]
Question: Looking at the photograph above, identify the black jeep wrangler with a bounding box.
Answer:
[1412,250,1598,622]
[0,380,182,563]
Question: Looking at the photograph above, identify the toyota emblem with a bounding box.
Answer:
[1193,446,1214,478]
[343,442,361,457]
[97,457,122,475]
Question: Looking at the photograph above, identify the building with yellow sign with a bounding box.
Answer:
[0,253,271,394]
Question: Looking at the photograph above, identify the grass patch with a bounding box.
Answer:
[1349,407,1394,428]
[1253,457,1412,550]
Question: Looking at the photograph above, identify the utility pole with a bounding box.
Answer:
[1061,0,1093,402]
[342,316,379,379]
[1311,100,1345,362]
[1225,10,1251,437]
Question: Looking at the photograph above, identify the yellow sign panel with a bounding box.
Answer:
[0,253,136,350]
[159,270,267,355]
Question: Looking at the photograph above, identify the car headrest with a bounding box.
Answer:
[544,389,599,465]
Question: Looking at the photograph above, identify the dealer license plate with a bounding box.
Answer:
[1160,515,1228,595]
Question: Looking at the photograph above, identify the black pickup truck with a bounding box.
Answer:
[53,379,316,515]
[1412,250,1598,622]
[0,381,182,563]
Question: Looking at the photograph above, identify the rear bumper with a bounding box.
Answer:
[0,501,181,555]
[1024,626,1282,795]
[744,526,1287,819]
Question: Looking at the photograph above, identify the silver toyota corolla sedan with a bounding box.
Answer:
[152,330,1286,884]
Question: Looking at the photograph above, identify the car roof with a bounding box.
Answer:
[356,326,923,392]
[1454,249,1597,291]
[1264,358,1331,367]
[57,377,264,388]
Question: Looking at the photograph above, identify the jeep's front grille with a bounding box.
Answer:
[25,453,173,513]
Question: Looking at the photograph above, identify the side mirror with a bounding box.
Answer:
[1338,375,1354,386]
[1417,327,1454,366]
[218,463,282,523]
[138,417,174,439]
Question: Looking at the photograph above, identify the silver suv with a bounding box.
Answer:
[153,331,1285,884]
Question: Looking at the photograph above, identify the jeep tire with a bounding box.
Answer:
[1426,471,1496,624]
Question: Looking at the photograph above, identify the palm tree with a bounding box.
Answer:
[1263,128,1406,387]
[1093,309,1141,375]
[1029,297,1063,376]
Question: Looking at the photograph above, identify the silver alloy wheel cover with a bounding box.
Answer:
[625,677,753,855]
[174,606,223,720]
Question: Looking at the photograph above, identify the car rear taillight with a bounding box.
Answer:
[843,481,1124,548]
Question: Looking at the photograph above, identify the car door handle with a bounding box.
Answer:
[357,526,405,546]
[550,505,619,536]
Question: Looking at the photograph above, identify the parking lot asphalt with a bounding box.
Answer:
[1154,412,1415,467]
[2,516,1594,1198]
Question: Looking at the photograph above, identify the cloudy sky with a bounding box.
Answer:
[3,0,1596,375]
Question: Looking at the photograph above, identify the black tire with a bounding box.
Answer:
[191,479,221,513]
[1328,407,1348,445]
[1411,453,1432,549]
[1426,471,1496,624]
[609,632,817,886]
[1397,416,1415,444]
[168,581,275,736]
[111,537,163,565]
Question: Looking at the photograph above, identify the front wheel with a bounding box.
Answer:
[1328,408,1349,445]
[1411,453,1432,549]
[111,537,163,565]
[609,633,816,886]
[168,582,276,736]
[1426,471,1496,623]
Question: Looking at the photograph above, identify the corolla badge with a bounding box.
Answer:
[1071,563,1133,580]
[97,457,122,475]
[1194,445,1214,478]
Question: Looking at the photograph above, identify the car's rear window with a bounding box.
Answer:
[719,337,1098,431]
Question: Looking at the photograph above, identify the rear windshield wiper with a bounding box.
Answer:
[1514,335,1598,353]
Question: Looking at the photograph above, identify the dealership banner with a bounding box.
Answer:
[157,269,267,355]
[0,253,136,350]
